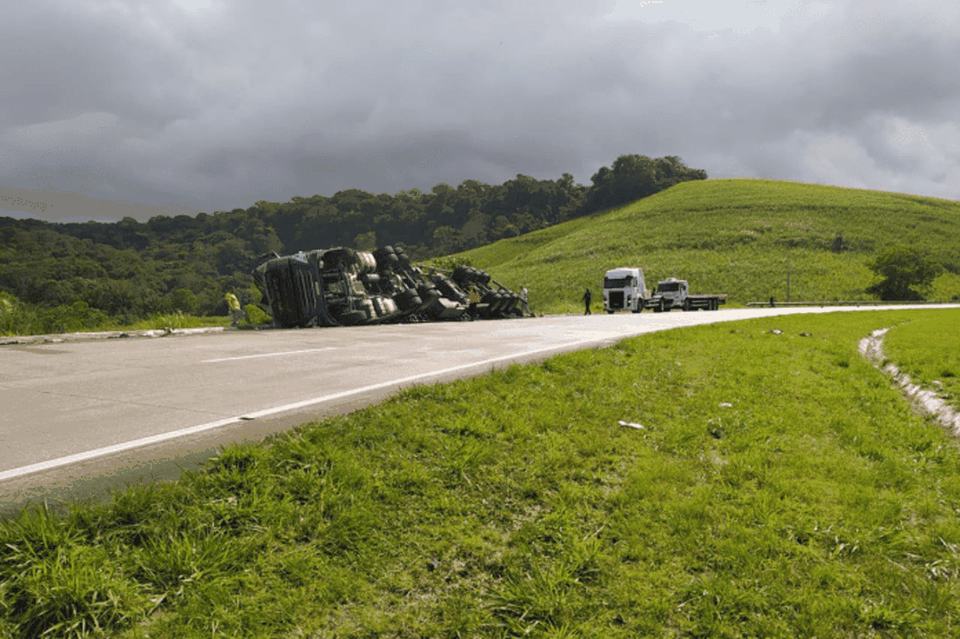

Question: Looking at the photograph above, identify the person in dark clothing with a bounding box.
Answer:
[582,288,592,315]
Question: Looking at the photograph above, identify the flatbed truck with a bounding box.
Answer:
[645,277,726,312]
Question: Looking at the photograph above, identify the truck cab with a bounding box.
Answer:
[603,267,649,313]
[653,278,688,311]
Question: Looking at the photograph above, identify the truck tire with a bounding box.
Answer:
[394,289,422,311]
[682,299,690,312]
[377,246,400,270]
[338,310,367,326]
[417,283,440,302]
[453,265,477,285]
[357,251,377,273]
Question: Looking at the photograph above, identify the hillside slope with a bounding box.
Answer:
[454,179,960,313]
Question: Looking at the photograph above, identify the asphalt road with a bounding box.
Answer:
[1,305,954,513]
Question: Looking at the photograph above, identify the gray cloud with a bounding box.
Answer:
[2,0,958,223]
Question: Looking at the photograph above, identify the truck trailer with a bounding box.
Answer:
[252,245,523,328]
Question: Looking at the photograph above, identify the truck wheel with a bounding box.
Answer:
[682,299,690,312]
[394,289,422,311]
[338,311,367,326]
[450,264,473,284]
[417,283,439,302]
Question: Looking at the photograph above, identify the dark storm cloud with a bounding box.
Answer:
[1,0,958,222]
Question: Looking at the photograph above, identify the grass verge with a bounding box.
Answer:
[2,309,960,637]
[882,308,960,412]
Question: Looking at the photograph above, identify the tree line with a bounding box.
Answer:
[0,155,707,328]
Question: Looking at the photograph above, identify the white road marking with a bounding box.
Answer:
[202,348,334,363]
[0,337,602,482]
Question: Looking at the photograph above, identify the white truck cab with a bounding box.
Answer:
[655,277,689,310]
[603,267,649,313]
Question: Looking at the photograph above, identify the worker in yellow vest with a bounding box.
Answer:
[225,292,245,326]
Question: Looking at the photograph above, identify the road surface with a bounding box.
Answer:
[1,306,954,513]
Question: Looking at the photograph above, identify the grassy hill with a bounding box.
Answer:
[453,179,960,314]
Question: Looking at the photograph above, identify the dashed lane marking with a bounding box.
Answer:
[202,348,334,363]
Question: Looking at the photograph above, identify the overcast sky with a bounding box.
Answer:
[2,0,958,223]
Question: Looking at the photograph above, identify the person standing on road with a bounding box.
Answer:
[468,285,481,320]
[520,287,530,317]
[225,292,245,326]
[582,288,592,315]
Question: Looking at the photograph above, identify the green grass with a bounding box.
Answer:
[4,309,960,637]
[1,292,276,338]
[0,293,232,337]
[882,308,960,412]
[453,179,960,314]
[122,312,230,331]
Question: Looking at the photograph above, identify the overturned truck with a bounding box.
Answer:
[253,245,523,328]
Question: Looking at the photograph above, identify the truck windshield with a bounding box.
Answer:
[604,277,634,288]
[658,282,681,292]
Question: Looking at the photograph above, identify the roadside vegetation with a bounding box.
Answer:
[3,177,959,336]
[0,291,228,337]
[0,290,271,338]
[455,179,960,314]
[3,309,960,637]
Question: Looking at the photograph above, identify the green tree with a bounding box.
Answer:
[167,288,199,314]
[354,231,377,251]
[432,225,460,256]
[866,245,942,300]
[584,154,707,214]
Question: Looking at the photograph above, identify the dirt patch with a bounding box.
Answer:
[859,328,960,436]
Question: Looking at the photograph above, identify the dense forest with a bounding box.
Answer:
[0,155,706,329]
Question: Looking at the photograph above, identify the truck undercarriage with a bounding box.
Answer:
[253,246,523,328]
